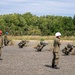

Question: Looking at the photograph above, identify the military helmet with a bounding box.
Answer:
[40,41,44,45]
[55,32,61,36]
[67,44,72,48]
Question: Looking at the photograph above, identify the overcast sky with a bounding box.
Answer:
[0,0,75,17]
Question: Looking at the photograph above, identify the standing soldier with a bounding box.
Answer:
[52,32,61,69]
[0,30,3,60]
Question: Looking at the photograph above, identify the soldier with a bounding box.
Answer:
[18,40,26,48]
[0,30,3,60]
[4,32,9,46]
[52,32,61,69]
[62,44,73,55]
[34,41,48,52]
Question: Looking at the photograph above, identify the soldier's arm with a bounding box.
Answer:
[57,39,61,45]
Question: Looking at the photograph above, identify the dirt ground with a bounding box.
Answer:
[0,40,75,75]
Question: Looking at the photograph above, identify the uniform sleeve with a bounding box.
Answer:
[57,38,61,46]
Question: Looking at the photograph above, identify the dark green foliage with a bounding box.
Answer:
[0,12,75,36]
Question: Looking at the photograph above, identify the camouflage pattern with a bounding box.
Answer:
[0,35,3,58]
[52,38,61,68]
[34,41,48,52]
[18,40,27,48]
[62,44,73,55]
[4,35,9,46]
[53,38,61,53]
[52,52,59,67]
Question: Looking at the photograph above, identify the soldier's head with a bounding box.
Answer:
[55,32,61,39]
[0,30,2,36]
[67,44,72,48]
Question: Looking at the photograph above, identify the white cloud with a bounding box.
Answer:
[0,0,75,17]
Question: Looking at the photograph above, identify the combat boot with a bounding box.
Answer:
[0,58,2,60]
[52,63,55,68]
[0,56,2,60]
[53,65,60,69]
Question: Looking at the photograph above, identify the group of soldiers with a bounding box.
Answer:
[18,39,75,55]
[15,34,75,70]
[0,30,75,69]
[12,31,75,69]
[18,40,48,52]
[0,29,49,60]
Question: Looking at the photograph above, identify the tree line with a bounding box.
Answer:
[0,12,75,36]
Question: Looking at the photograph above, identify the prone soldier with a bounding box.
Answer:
[62,44,75,55]
[34,41,48,52]
[18,40,28,48]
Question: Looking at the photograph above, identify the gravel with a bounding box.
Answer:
[0,40,75,75]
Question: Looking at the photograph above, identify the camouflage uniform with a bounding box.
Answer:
[0,35,3,59]
[34,41,48,52]
[62,44,73,55]
[18,40,26,48]
[52,38,61,68]
[4,35,9,46]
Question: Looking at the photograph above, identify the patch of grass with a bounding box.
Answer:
[61,36,75,40]
[7,35,75,41]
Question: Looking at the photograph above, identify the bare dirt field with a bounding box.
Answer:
[0,40,75,75]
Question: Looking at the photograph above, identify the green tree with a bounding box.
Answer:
[27,25,41,35]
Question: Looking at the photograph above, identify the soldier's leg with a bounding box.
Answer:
[38,45,44,51]
[5,40,8,46]
[34,44,40,49]
[0,48,2,60]
[7,40,10,45]
[53,52,60,69]
[0,48,1,56]
[52,52,59,69]
[36,44,42,51]
[52,52,56,68]
[55,52,59,66]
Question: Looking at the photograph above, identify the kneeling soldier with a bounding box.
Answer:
[18,40,26,48]
[34,41,48,52]
[62,44,73,55]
